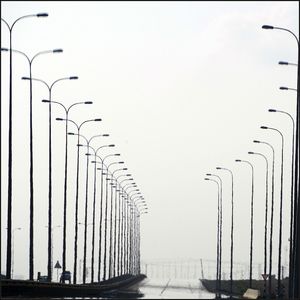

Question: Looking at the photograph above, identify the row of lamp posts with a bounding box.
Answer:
[1,13,148,284]
[204,24,299,299]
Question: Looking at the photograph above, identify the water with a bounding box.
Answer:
[137,278,217,299]
[1,278,220,299]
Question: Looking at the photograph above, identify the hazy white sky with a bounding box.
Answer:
[1,1,299,280]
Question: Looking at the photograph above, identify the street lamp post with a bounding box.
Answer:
[4,47,63,281]
[204,177,221,296]
[261,126,285,297]
[101,154,121,280]
[1,13,48,279]
[91,145,116,282]
[248,149,269,298]
[66,119,102,284]
[216,167,234,299]
[25,75,78,281]
[206,174,223,292]
[262,25,299,298]
[76,135,109,284]
[253,140,275,298]
[49,100,92,278]
[269,109,296,292]
[107,162,125,279]
[235,159,254,288]
[111,169,128,278]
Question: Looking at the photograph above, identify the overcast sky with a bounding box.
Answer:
[1,1,299,280]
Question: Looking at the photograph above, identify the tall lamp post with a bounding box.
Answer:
[207,173,223,292]
[216,166,234,299]
[111,168,128,278]
[91,145,117,282]
[48,100,92,277]
[24,76,78,281]
[76,134,109,284]
[102,155,123,280]
[269,109,296,292]
[107,161,125,279]
[235,159,254,288]
[204,177,221,296]
[253,140,275,297]
[262,25,299,298]
[248,149,269,298]
[261,125,285,297]
[1,13,48,279]
[65,118,102,284]
[3,47,63,281]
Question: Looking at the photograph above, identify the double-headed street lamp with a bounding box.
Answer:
[76,134,109,284]
[47,99,92,277]
[216,166,234,299]
[102,155,123,280]
[1,13,48,279]
[235,159,254,288]
[66,119,102,284]
[107,161,125,279]
[111,169,128,278]
[3,47,63,281]
[261,125,285,297]
[25,75,78,281]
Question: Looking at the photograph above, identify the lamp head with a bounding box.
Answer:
[1,48,9,51]
[21,77,31,80]
[279,86,288,90]
[253,140,260,143]
[53,49,63,53]
[260,126,268,129]
[268,109,277,112]
[69,76,78,80]
[235,159,241,162]
[56,117,64,121]
[248,151,254,155]
[68,132,75,135]
[103,134,109,136]
[204,178,210,181]
[114,154,121,156]
[216,167,221,170]
[84,101,93,104]
[94,118,102,121]
[37,13,48,17]
[262,25,274,29]
[109,144,115,147]
[278,61,288,65]
[42,99,50,103]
